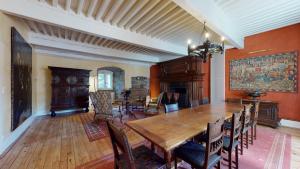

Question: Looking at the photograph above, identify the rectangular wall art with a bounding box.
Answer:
[11,27,32,131]
[230,51,298,92]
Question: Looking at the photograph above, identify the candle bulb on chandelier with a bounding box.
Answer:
[187,39,192,45]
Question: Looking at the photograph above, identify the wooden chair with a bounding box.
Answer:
[164,103,179,113]
[240,104,252,155]
[223,111,242,169]
[174,118,225,169]
[144,92,164,115]
[106,121,166,169]
[90,91,122,122]
[249,101,260,144]
[190,100,200,108]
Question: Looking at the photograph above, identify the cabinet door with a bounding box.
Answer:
[52,86,71,107]
[76,86,89,107]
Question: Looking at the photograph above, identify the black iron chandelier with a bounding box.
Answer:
[187,22,225,63]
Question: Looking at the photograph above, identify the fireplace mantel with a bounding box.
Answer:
[158,56,205,82]
[157,56,207,107]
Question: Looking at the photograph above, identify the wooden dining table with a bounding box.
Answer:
[125,102,243,168]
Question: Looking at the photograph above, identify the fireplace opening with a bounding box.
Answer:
[169,83,189,108]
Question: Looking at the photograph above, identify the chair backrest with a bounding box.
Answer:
[205,117,224,166]
[95,90,113,115]
[90,92,100,114]
[106,121,136,169]
[156,92,165,107]
[164,103,179,113]
[229,111,242,147]
[190,100,200,108]
[241,104,252,131]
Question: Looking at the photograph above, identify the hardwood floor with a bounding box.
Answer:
[0,112,299,169]
[0,113,144,169]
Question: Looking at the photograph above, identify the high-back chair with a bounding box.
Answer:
[223,111,242,169]
[106,121,165,169]
[250,101,260,144]
[174,118,225,169]
[90,91,122,122]
[164,103,179,113]
[240,104,252,155]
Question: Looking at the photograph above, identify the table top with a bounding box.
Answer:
[126,102,243,151]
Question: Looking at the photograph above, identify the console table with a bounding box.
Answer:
[242,99,280,128]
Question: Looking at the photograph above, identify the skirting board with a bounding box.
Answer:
[280,119,300,129]
[0,115,36,157]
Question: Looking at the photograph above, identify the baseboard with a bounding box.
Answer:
[0,115,37,157]
[280,119,300,129]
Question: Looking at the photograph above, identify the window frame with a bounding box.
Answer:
[97,70,113,90]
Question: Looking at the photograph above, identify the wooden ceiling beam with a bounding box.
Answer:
[87,0,98,18]
[136,3,177,33]
[123,0,160,29]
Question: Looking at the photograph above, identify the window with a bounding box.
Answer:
[98,70,113,90]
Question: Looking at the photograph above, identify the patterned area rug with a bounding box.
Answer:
[80,112,146,142]
[76,126,291,169]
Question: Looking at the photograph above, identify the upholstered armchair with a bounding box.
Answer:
[90,91,123,122]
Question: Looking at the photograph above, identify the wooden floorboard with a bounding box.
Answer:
[0,112,299,169]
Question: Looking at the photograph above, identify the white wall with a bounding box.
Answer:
[0,13,33,155]
[210,53,225,104]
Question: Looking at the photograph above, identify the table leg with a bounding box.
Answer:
[164,151,172,169]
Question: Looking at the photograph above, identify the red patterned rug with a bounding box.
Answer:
[80,112,146,142]
[76,126,291,169]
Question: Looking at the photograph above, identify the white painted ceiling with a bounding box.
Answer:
[0,0,299,63]
[214,0,300,37]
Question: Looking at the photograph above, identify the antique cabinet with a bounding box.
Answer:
[49,67,91,117]
[242,99,280,128]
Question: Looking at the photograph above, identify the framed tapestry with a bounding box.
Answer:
[230,51,298,92]
[11,27,32,131]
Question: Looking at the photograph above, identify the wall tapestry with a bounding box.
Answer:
[11,27,32,131]
[230,51,298,92]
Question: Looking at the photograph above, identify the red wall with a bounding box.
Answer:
[225,23,300,121]
[150,65,160,98]
[149,62,211,100]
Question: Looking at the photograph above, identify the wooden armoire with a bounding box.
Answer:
[49,67,91,117]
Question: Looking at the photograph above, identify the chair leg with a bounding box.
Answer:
[251,126,254,145]
[229,150,232,169]
[217,161,221,169]
[174,157,177,169]
[240,134,244,155]
[246,131,249,149]
[254,125,257,140]
[235,147,239,169]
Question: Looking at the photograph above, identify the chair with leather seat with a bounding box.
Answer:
[223,111,242,169]
[174,117,225,169]
[164,103,179,113]
[106,121,166,169]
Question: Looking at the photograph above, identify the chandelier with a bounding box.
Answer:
[187,22,225,63]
